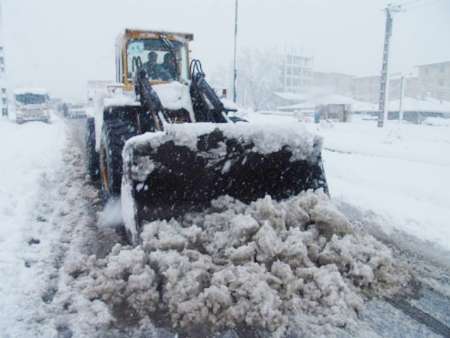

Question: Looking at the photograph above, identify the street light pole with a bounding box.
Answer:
[233,0,238,103]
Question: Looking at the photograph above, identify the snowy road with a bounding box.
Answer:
[1,113,450,337]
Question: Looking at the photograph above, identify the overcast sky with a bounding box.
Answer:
[2,0,449,100]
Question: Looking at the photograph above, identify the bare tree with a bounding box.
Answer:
[209,49,281,111]
[237,49,281,111]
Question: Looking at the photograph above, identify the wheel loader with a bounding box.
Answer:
[85,29,328,243]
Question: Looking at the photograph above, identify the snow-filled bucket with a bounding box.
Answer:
[122,122,328,235]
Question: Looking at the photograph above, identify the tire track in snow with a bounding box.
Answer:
[336,200,450,337]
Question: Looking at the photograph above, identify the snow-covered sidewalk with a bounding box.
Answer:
[244,112,450,252]
[0,117,66,336]
[317,120,450,253]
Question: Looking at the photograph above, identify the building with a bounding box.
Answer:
[279,52,313,93]
[417,61,450,101]
[312,72,354,97]
[352,76,380,103]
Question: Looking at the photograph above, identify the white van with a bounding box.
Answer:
[14,88,51,124]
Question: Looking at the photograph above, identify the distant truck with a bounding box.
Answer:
[66,103,87,119]
[14,88,51,124]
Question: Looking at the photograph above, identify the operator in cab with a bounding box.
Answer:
[161,53,177,81]
[144,51,158,80]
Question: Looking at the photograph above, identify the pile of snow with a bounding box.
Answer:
[422,116,450,127]
[66,191,407,336]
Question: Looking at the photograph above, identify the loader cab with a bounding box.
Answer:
[116,29,193,91]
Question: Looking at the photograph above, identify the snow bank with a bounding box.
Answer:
[422,117,450,127]
[0,117,67,335]
[67,191,407,336]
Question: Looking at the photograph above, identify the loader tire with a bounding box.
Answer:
[85,117,99,181]
[99,120,136,201]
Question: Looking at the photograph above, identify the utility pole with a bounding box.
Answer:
[233,0,238,103]
[378,4,402,128]
[399,75,405,121]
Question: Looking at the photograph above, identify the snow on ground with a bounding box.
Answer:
[0,116,66,336]
[244,112,450,252]
[0,110,448,337]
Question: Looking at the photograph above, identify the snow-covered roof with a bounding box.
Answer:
[274,92,308,102]
[388,97,450,113]
[278,95,450,113]
[314,94,354,105]
[278,102,315,111]
[351,100,377,111]
[13,88,49,95]
[351,97,450,113]
[278,94,356,111]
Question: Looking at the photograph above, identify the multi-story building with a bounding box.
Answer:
[316,62,450,104]
[351,62,450,103]
[417,61,450,101]
[279,52,313,93]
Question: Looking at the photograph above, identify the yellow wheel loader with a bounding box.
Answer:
[85,29,328,243]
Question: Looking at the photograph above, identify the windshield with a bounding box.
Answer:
[15,93,49,105]
[127,39,189,82]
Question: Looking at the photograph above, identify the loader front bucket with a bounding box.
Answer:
[122,124,327,231]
